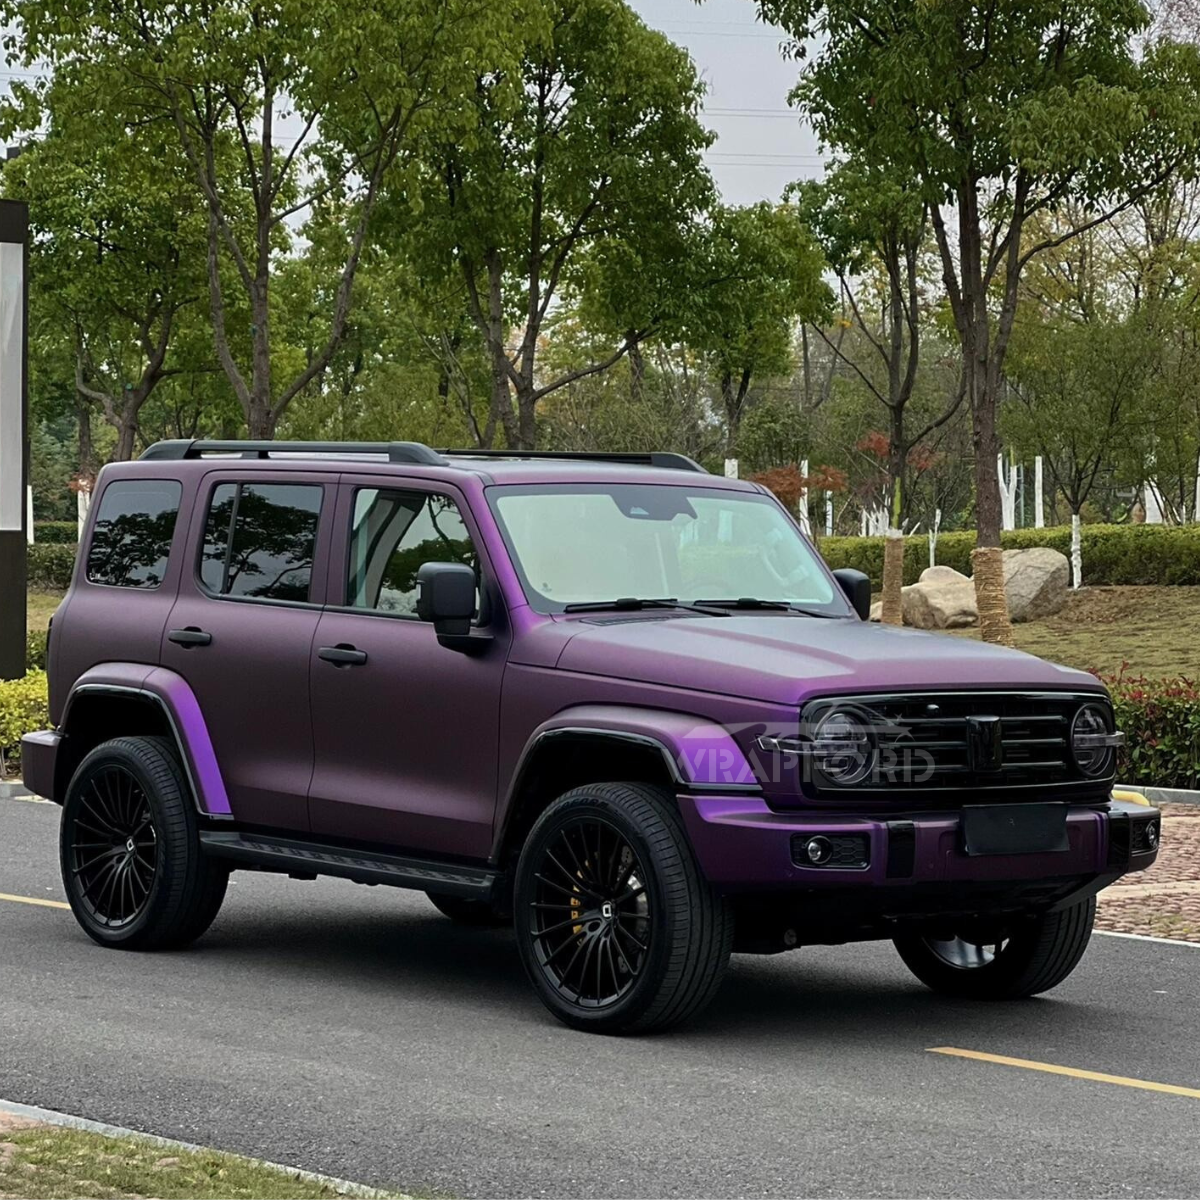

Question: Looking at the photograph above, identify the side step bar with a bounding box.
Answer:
[198,831,498,899]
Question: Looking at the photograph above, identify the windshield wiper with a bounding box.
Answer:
[562,597,730,616]
[693,598,845,619]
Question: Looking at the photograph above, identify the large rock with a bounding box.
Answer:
[1003,547,1068,623]
[900,565,979,629]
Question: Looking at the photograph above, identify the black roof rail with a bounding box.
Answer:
[438,449,708,473]
[139,440,447,466]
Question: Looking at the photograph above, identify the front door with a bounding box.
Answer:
[162,471,336,831]
[307,478,509,859]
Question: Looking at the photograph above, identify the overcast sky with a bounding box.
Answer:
[630,0,824,205]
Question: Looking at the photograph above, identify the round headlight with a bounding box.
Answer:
[812,708,875,786]
[1071,703,1115,778]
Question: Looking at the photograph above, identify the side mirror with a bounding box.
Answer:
[832,568,872,621]
[417,562,477,646]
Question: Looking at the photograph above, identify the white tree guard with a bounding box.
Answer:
[1034,456,1045,529]
[724,458,738,480]
[798,458,811,536]
[25,485,33,545]
[1070,513,1083,589]
[76,483,92,540]
[1144,480,1165,525]
[928,508,941,568]
[998,453,1017,531]
[825,491,833,536]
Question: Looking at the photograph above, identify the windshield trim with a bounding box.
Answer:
[484,481,854,618]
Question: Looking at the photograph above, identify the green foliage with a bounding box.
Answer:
[820,524,1200,588]
[1106,674,1200,790]
[25,630,48,672]
[33,522,78,545]
[0,671,49,776]
[28,545,78,591]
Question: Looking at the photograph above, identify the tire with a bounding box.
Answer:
[893,896,1096,1000]
[426,891,509,927]
[60,735,229,951]
[514,782,733,1034]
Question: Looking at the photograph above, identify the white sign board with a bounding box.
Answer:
[0,240,23,532]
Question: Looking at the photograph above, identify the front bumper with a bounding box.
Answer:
[678,793,1160,891]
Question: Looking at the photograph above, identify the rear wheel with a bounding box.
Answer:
[60,736,228,950]
[514,782,733,1034]
[426,892,509,927]
[894,896,1096,1000]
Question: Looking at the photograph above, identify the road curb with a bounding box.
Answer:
[0,1099,404,1199]
[0,779,34,800]
[1116,784,1200,807]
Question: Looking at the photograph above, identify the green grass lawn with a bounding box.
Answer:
[0,1123,401,1199]
[943,585,1200,678]
[25,585,1200,679]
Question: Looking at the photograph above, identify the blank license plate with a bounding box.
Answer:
[961,803,1068,856]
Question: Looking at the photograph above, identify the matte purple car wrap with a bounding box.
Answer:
[25,442,1162,1029]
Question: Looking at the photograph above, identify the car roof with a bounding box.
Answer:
[119,442,763,492]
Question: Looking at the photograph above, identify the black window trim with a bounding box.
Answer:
[84,477,184,592]
[193,477,328,611]
[328,482,490,626]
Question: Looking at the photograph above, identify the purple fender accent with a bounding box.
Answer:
[514,704,760,792]
[61,664,232,818]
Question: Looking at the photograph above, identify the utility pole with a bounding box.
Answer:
[0,200,29,680]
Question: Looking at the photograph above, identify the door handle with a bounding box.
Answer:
[318,644,368,667]
[168,627,212,648]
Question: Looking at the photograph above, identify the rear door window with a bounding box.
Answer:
[86,479,182,589]
[199,482,323,602]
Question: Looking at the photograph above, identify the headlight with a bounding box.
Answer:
[811,708,876,785]
[1071,703,1122,778]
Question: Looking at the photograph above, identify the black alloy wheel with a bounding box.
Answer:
[67,764,159,928]
[528,816,651,1009]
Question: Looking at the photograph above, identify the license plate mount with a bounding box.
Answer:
[961,803,1068,856]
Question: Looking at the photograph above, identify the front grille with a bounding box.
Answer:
[798,691,1114,802]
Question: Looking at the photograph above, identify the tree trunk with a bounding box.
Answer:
[76,398,97,481]
[721,372,738,459]
[628,336,645,405]
[113,418,138,463]
[516,384,537,451]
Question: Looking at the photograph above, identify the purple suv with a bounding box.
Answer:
[22,441,1158,1032]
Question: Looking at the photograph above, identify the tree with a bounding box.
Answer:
[679,202,830,460]
[1,109,209,461]
[759,0,1200,642]
[409,0,714,450]
[5,0,533,439]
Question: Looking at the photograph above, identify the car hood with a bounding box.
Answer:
[552,614,1101,705]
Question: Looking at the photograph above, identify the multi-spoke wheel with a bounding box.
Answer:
[60,736,228,950]
[514,782,733,1034]
[894,896,1096,1000]
[66,764,159,929]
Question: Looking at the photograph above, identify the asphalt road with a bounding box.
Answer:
[3,794,1199,1199]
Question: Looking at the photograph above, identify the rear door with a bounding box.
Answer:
[306,477,509,858]
[162,471,336,831]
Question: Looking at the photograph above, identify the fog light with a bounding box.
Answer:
[1146,821,1160,849]
[805,836,833,865]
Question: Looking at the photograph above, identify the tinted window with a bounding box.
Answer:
[200,482,322,602]
[348,489,477,615]
[86,479,182,589]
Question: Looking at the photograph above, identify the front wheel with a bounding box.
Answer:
[894,896,1096,1000]
[60,736,228,950]
[514,782,733,1034]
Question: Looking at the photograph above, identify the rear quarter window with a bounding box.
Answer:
[86,479,183,589]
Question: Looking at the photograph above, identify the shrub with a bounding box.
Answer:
[33,520,78,545]
[1104,673,1200,791]
[26,629,47,671]
[0,670,49,777]
[27,543,77,590]
[819,524,1200,588]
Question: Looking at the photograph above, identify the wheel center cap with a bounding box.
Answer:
[601,901,614,920]
[125,837,136,854]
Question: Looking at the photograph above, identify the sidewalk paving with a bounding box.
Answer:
[1097,804,1200,943]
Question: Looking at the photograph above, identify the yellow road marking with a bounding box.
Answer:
[0,892,70,910]
[929,1047,1200,1099]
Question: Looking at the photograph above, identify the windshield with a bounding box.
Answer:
[488,483,848,615]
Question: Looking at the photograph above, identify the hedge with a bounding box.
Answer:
[26,629,47,671]
[32,520,78,545]
[0,670,49,777]
[819,523,1200,588]
[27,543,77,590]
[1107,674,1200,791]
